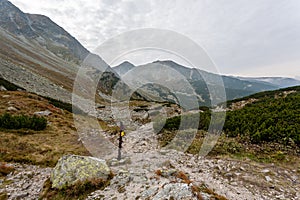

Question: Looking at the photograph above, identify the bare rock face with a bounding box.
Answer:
[50,155,112,189]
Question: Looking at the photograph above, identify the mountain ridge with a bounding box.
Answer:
[113,60,282,105]
[236,76,300,88]
[0,0,89,62]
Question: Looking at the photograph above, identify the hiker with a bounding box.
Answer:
[117,122,125,160]
[118,130,125,148]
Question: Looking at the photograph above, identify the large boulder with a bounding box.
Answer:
[50,155,112,189]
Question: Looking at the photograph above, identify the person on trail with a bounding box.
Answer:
[117,122,125,160]
[118,130,124,148]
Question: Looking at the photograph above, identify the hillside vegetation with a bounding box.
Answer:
[0,91,90,167]
[225,86,300,146]
[157,86,300,164]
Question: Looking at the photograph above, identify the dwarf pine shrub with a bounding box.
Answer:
[0,113,47,131]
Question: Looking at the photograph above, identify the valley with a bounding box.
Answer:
[0,0,299,199]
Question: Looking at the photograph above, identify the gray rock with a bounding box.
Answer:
[141,186,159,199]
[152,183,194,200]
[50,155,112,189]
[265,176,272,182]
[261,169,270,173]
[34,110,52,116]
[7,106,17,111]
[107,157,131,167]
[12,192,28,199]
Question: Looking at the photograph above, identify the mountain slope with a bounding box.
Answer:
[0,0,114,104]
[0,0,88,63]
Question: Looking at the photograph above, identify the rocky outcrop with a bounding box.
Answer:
[50,155,112,189]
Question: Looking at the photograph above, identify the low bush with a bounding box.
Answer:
[0,113,47,131]
[0,77,24,91]
[43,96,86,115]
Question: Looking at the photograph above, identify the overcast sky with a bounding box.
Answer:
[9,0,300,78]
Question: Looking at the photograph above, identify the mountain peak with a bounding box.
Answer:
[153,60,178,65]
[0,0,89,62]
[120,61,135,66]
[113,61,136,76]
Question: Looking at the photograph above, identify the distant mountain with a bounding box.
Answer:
[236,77,300,88]
[114,61,136,76]
[113,60,279,106]
[1,0,294,107]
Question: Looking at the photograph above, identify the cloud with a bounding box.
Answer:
[8,0,300,77]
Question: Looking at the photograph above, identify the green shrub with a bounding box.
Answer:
[157,89,300,147]
[224,92,300,146]
[0,113,47,131]
[43,96,86,115]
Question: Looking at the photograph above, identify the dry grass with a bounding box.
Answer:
[200,184,228,200]
[154,169,227,200]
[176,171,192,185]
[155,169,162,177]
[0,91,90,167]
[40,174,113,200]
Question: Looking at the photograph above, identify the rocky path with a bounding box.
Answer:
[87,123,300,200]
[0,122,299,199]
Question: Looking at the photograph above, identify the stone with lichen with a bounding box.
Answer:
[50,155,111,189]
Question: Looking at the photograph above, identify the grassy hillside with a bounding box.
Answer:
[157,86,300,164]
[0,91,90,167]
